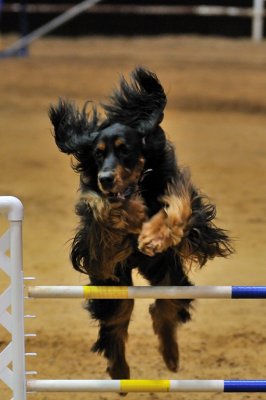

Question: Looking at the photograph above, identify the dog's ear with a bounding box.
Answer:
[49,98,98,155]
[103,67,167,134]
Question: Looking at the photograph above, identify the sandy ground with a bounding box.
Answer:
[0,35,266,400]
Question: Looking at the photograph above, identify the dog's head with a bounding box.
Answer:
[92,122,145,200]
[49,67,167,199]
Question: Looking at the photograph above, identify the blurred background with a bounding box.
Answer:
[1,0,265,37]
[0,1,266,400]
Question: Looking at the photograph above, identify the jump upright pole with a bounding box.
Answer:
[28,285,266,299]
[0,197,26,400]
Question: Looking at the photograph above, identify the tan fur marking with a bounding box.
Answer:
[124,195,147,234]
[111,157,145,194]
[80,191,147,280]
[97,142,106,151]
[114,138,125,147]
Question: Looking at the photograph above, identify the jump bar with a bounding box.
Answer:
[27,286,266,299]
[26,379,266,393]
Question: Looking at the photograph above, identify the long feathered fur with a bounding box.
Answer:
[103,67,167,133]
[49,98,98,154]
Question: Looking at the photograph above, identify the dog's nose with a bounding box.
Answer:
[99,172,114,189]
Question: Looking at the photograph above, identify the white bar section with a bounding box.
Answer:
[28,285,232,299]
[128,286,232,299]
[28,286,84,298]
[196,6,250,16]
[170,380,224,392]
[27,379,121,392]
[252,0,265,41]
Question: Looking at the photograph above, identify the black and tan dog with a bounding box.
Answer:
[49,67,233,381]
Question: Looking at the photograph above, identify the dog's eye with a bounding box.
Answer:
[95,149,104,160]
[117,144,130,156]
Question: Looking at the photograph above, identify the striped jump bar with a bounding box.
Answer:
[28,285,266,299]
[26,379,266,392]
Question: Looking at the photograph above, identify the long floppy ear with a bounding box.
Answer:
[103,67,167,134]
[49,98,98,155]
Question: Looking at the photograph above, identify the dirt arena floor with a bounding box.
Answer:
[1,35,266,400]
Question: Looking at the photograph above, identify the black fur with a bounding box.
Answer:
[49,67,233,381]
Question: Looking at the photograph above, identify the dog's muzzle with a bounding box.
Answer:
[98,172,115,191]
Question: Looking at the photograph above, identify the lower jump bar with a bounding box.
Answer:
[26,379,266,392]
[27,286,266,299]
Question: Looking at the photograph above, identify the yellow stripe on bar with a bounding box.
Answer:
[83,286,129,299]
[120,380,170,392]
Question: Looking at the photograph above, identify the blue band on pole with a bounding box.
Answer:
[224,380,266,392]
[232,286,266,299]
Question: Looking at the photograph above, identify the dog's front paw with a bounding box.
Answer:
[138,208,186,256]
[138,211,172,256]
[138,222,171,256]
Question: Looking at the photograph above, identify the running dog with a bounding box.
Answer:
[49,67,233,381]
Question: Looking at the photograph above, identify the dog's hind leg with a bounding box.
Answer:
[86,266,134,381]
[91,299,134,380]
[139,252,193,372]
[149,296,192,372]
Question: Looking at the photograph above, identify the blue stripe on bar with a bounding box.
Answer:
[224,380,266,392]
[232,286,266,299]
